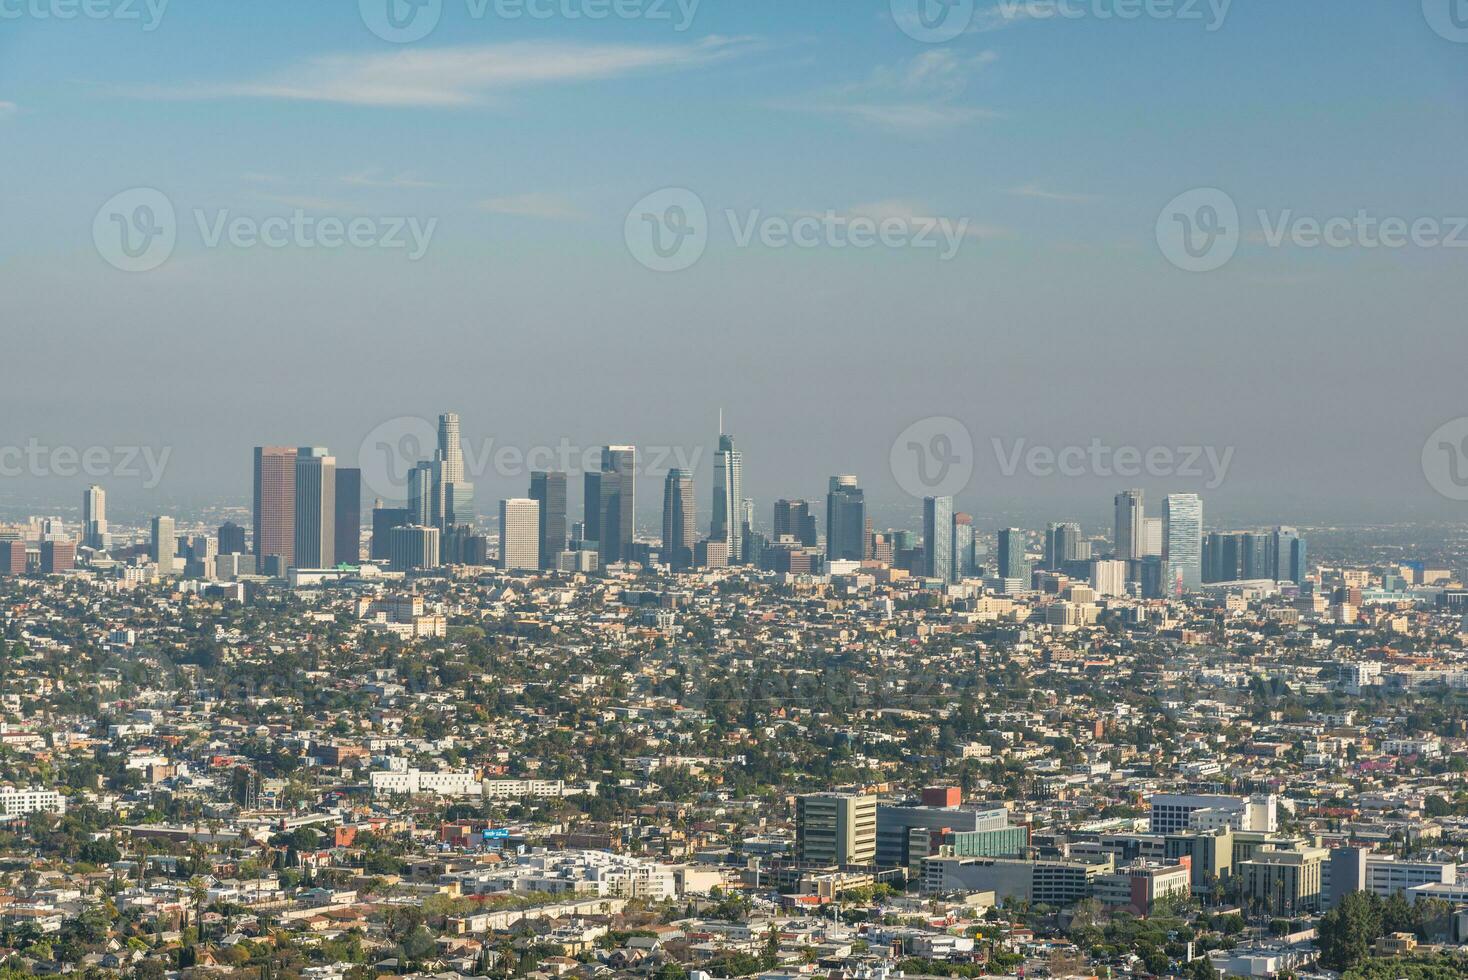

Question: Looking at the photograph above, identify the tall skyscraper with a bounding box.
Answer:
[922,495,954,582]
[334,467,362,564]
[218,521,247,555]
[662,469,696,570]
[293,447,336,569]
[997,527,1030,582]
[371,504,410,562]
[826,476,865,561]
[150,515,176,575]
[434,413,475,536]
[1142,517,1164,558]
[1114,489,1145,560]
[82,485,109,550]
[407,461,435,528]
[953,512,975,579]
[583,470,618,561]
[601,446,636,562]
[529,472,568,570]
[774,500,818,546]
[499,498,540,571]
[1044,522,1083,570]
[711,427,743,562]
[1162,493,1203,594]
[1273,526,1307,584]
[253,446,296,569]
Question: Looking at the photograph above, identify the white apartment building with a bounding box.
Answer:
[0,787,66,817]
[1148,793,1277,835]
[369,769,481,797]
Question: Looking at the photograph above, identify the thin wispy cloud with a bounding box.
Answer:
[0,101,17,116]
[1007,183,1100,204]
[477,193,582,221]
[145,37,756,108]
[844,199,1007,239]
[341,170,442,190]
[783,50,999,134]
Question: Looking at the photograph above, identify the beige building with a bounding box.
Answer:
[1240,846,1327,915]
[796,793,877,865]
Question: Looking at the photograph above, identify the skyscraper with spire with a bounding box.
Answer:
[434,412,474,534]
[711,413,743,562]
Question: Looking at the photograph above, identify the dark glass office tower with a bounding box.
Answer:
[662,469,696,570]
[825,476,865,561]
[334,467,362,563]
[530,471,568,569]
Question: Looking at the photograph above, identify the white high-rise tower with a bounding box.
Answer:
[711,413,743,562]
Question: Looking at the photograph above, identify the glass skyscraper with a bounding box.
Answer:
[923,495,953,582]
[1162,493,1203,594]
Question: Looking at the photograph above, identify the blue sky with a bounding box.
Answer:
[1,1,1466,527]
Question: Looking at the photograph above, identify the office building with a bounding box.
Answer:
[1114,489,1144,560]
[218,521,246,555]
[1274,526,1307,584]
[584,469,621,564]
[334,466,362,564]
[603,446,635,561]
[1240,846,1328,916]
[1142,517,1163,557]
[371,505,410,562]
[921,855,1103,904]
[388,525,440,572]
[774,499,818,547]
[711,428,743,562]
[82,485,109,550]
[434,413,475,534]
[253,446,296,569]
[876,796,1011,869]
[499,498,540,571]
[151,516,176,575]
[293,447,336,569]
[997,528,1029,583]
[1148,793,1277,835]
[922,496,953,582]
[39,540,74,574]
[953,512,974,579]
[826,476,866,561]
[661,469,696,570]
[797,793,877,866]
[407,461,435,528]
[529,471,568,570]
[1162,493,1203,594]
[1044,522,1082,570]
